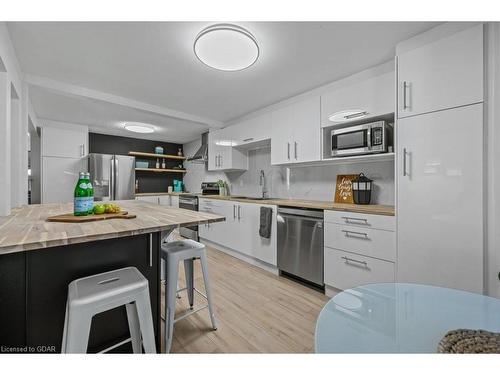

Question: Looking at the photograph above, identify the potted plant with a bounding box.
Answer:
[217,180,227,196]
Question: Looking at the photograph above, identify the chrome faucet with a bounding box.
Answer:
[259,170,267,199]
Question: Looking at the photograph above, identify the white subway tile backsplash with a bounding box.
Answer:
[183,139,394,205]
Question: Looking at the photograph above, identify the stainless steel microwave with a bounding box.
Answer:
[331,121,391,157]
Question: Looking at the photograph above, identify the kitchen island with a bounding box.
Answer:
[0,200,224,353]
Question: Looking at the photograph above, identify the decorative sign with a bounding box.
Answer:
[334,174,359,204]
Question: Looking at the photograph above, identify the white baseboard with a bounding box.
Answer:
[200,238,279,276]
[325,285,341,298]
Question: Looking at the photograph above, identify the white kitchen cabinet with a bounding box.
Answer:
[271,96,321,165]
[207,128,248,171]
[42,123,88,159]
[158,195,170,206]
[42,156,87,203]
[324,210,396,292]
[198,198,277,266]
[231,112,272,147]
[171,196,179,208]
[321,71,394,127]
[136,195,160,204]
[397,104,483,293]
[397,24,483,118]
[324,247,395,291]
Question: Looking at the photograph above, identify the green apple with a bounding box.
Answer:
[93,204,106,215]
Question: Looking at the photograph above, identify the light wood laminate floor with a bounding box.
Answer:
[160,245,330,353]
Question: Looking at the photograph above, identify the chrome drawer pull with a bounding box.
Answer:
[341,216,368,224]
[341,256,368,267]
[342,229,369,238]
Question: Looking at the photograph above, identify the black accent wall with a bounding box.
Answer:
[89,133,184,194]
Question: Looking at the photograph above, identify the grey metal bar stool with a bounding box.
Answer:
[161,239,217,353]
[61,267,156,354]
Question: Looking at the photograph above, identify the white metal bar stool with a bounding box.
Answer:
[61,267,156,354]
[161,239,217,353]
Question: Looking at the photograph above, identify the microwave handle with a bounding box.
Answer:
[367,128,372,150]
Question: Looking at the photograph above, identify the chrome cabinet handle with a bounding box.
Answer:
[403,148,408,176]
[233,205,236,219]
[220,155,223,168]
[341,256,368,267]
[287,143,290,160]
[294,141,298,159]
[243,137,254,142]
[341,216,368,224]
[238,205,241,220]
[402,81,410,110]
[149,233,153,268]
[80,144,85,157]
[342,229,369,238]
[343,111,368,120]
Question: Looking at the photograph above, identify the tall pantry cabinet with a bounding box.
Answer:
[41,122,88,203]
[396,24,484,293]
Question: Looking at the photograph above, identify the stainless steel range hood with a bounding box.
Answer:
[187,132,208,163]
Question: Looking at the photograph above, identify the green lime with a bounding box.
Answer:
[93,204,106,214]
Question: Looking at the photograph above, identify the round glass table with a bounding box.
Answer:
[315,283,500,353]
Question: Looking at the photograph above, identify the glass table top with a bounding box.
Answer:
[315,283,500,353]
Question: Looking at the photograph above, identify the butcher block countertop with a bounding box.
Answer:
[199,195,395,216]
[0,200,225,255]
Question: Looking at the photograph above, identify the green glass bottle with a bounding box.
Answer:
[74,172,89,216]
[85,172,94,215]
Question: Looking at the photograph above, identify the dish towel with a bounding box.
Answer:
[259,206,272,239]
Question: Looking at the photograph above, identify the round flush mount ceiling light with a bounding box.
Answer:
[124,122,155,133]
[194,24,259,71]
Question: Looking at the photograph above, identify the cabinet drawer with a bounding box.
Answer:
[325,210,395,231]
[325,223,396,261]
[324,247,395,291]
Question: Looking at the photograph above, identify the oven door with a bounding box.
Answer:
[332,124,372,156]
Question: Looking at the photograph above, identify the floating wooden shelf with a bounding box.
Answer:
[129,151,186,160]
[135,168,187,173]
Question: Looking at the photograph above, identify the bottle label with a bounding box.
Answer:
[74,197,89,214]
[86,183,93,189]
[79,182,87,189]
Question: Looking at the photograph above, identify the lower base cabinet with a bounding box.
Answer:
[198,198,277,266]
[324,210,396,291]
[324,248,395,291]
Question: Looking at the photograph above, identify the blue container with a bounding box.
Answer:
[135,161,149,168]
[155,146,164,154]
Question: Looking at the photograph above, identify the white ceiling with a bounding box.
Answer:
[29,86,208,143]
[8,21,439,142]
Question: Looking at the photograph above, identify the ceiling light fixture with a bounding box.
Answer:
[194,24,259,71]
[124,122,155,133]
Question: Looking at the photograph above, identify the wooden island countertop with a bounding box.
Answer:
[0,200,225,255]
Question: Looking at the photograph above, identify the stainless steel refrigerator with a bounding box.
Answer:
[88,153,135,201]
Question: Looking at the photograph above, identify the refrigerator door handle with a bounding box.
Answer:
[114,157,119,200]
[403,148,409,177]
[109,156,115,200]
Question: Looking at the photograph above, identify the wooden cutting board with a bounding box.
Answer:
[46,211,137,223]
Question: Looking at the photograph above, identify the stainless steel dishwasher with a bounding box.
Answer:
[277,207,324,288]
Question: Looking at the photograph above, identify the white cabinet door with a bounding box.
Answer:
[198,199,234,246]
[271,104,295,165]
[232,112,272,147]
[397,104,483,293]
[136,196,159,204]
[238,202,277,265]
[42,125,88,158]
[42,156,87,203]
[207,131,220,171]
[158,195,171,206]
[397,24,483,118]
[321,72,394,126]
[271,96,320,165]
[292,96,321,163]
[171,196,179,208]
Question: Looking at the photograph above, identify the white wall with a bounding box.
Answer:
[0,22,30,216]
[485,22,500,298]
[183,138,395,205]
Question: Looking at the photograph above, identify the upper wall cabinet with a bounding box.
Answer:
[231,112,272,148]
[321,71,395,127]
[208,127,248,171]
[271,96,321,165]
[397,24,483,119]
[42,123,88,158]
